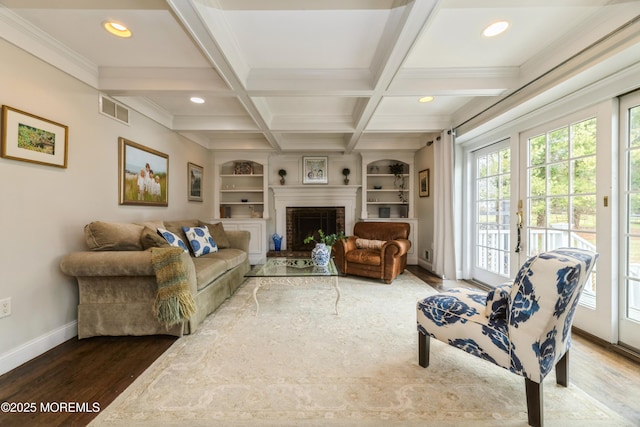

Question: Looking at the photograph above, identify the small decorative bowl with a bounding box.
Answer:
[241,199,248,203]
[373,185,382,190]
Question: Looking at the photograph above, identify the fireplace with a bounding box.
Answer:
[271,186,358,251]
[286,207,345,251]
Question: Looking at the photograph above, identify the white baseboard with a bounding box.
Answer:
[417,258,433,272]
[0,321,77,376]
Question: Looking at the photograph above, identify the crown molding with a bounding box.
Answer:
[0,5,98,87]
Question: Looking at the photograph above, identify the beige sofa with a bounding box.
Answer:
[60,219,250,339]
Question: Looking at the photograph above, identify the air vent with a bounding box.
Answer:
[100,95,130,125]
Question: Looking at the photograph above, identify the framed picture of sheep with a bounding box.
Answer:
[1,105,68,168]
[118,137,168,206]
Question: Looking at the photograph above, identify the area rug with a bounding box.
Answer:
[90,272,632,426]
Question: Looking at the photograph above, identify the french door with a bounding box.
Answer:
[471,141,512,285]
[619,91,640,350]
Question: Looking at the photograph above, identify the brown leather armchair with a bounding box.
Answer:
[333,221,411,284]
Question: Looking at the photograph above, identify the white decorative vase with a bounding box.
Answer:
[311,243,331,266]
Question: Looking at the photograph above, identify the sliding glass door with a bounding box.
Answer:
[620,91,640,350]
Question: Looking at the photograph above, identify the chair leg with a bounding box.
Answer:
[555,351,569,387]
[418,331,430,367]
[525,378,543,427]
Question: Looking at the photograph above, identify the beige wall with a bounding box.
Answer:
[0,40,214,373]
[415,143,435,270]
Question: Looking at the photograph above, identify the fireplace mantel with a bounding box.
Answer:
[271,185,360,250]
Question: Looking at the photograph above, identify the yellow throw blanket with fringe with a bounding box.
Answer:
[150,247,196,328]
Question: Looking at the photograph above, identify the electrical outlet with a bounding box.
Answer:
[425,250,430,261]
[0,297,11,318]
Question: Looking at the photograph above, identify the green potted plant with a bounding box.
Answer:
[278,169,286,185]
[342,167,350,185]
[304,229,347,266]
[389,163,407,204]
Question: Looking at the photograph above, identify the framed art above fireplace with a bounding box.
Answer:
[303,156,328,184]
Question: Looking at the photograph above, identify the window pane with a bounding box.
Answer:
[549,197,569,228]
[530,198,546,227]
[549,127,569,162]
[629,106,640,148]
[549,162,569,195]
[529,135,546,166]
[478,156,487,178]
[572,195,596,231]
[628,149,640,192]
[530,166,546,196]
[571,118,597,156]
[572,158,596,194]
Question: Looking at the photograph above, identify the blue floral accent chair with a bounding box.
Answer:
[416,248,598,427]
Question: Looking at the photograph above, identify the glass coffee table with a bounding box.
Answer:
[245,257,341,315]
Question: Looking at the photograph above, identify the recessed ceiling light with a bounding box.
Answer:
[483,21,509,37]
[190,97,205,104]
[419,96,434,103]
[103,21,132,38]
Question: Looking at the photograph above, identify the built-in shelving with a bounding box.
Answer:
[362,157,412,219]
[218,162,265,218]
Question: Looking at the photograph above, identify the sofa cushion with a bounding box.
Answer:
[203,248,247,270]
[84,221,144,251]
[191,257,229,290]
[183,226,218,257]
[198,220,231,249]
[141,226,171,250]
[157,227,189,253]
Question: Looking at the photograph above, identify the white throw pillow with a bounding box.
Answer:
[182,226,218,257]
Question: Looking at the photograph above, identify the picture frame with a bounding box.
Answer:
[188,162,203,202]
[419,168,430,197]
[1,105,68,168]
[303,156,328,184]
[118,137,168,206]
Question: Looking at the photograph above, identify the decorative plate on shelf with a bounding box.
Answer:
[234,161,253,175]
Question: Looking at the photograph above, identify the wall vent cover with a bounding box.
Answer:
[100,95,130,125]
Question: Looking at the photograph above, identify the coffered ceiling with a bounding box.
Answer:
[1,0,639,152]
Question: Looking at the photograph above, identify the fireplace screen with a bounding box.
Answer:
[286,207,345,251]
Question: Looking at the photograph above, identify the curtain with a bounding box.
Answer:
[432,131,457,279]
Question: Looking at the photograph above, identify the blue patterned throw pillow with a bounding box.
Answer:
[157,227,189,253]
[182,226,218,257]
[485,282,512,320]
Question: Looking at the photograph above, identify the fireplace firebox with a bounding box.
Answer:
[286,207,345,251]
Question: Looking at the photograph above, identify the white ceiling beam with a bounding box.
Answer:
[167,0,283,150]
[344,0,440,153]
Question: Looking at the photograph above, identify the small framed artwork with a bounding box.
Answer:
[1,105,68,168]
[303,156,328,184]
[118,137,168,206]
[234,161,253,175]
[188,162,203,202]
[419,168,430,197]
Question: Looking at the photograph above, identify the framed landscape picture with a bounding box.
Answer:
[118,137,168,206]
[303,156,328,184]
[419,168,430,197]
[188,162,203,202]
[1,105,68,168]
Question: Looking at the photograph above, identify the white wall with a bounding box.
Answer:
[0,40,214,374]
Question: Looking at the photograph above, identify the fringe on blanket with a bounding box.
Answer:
[150,247,197,328]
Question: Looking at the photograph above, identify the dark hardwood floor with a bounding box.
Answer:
[1,266,638,426]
